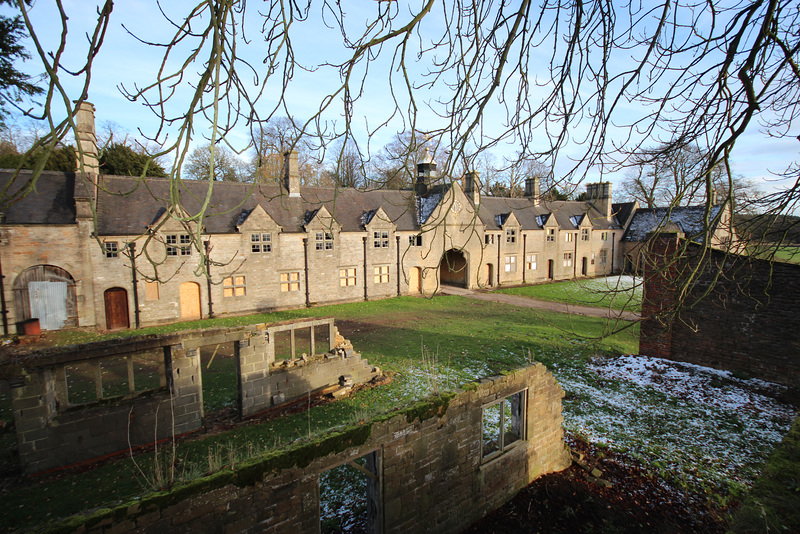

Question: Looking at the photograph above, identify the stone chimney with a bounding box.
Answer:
[415,147,436,197]
[74,101,99,176]
[464,170,480,205]
[283,150,300,197]
[586,182,612,218]
[524,177,541,204]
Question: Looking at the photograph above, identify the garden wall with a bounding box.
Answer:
[46,363,570,533]
[641,235,800,387]
[4,318,380,473]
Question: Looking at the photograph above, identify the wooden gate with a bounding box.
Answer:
[104,287,129,330]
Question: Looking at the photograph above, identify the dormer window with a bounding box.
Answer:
[581,228,590,241]
[104,242,119,258]
[315,231,333,251]
[166,234,192,256]
[546,228,555,242]
[251,233,272,253]
[506,229,516,243]
[373,231,389,248]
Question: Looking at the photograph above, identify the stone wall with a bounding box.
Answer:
[641,237,800,387]
[45,363,570,533]
[5,319,379,473]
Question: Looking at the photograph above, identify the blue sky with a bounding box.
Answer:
[3,1,797,201]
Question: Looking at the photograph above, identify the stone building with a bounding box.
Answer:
[0,104,633,332]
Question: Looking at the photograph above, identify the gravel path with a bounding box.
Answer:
[439,285,641,322]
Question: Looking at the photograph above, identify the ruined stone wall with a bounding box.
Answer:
[7,320,380,473]
[47,363,570,534]
[641,239,800,387]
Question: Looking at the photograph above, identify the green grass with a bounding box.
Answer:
[746,244,800,264]
[0,295,637,530]
[495,275,643,311]
[729,417,800,533]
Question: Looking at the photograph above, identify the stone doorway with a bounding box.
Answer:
[104,287,130,330]
[179,282,201,320]
[439,249,468,288]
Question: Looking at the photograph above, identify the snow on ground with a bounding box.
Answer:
[553,354,797,495]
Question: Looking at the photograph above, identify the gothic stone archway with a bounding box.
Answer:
[439,249,468,288]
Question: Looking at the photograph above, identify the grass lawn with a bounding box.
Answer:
[495,275,643,311]
[0,294,795,530]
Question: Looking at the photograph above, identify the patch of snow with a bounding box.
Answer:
[416,193,442,225]
[625,205,721,242]
[553,354,797,493]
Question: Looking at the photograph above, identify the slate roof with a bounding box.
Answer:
[477,197,621,231]
[0,170,626,236]
[0,170,76,224]
[612,202,637,229]
[622,205,722,242]
[95,176,420,235]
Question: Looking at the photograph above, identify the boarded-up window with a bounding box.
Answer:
[223,276,246,297]
[280,272,300,292]
[373,265,389,284]
[340,268,357,287]
[145,281,159,301]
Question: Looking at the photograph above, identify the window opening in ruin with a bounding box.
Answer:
[314,324,331,355]
[104,241,118,258]
[62,351,166,408]
[319,451,380,534]
[373,265,389,283]
[340,268,357,287]
[409,234,422,247]
[373,231,389,248]
[223,276,246,297]
[251,232,272,253]
[200,343,238,414]
[482,390,526,461]
[295,326,311,358]
[316,231,334,250]
[280,272,300,292]
[274,329,292,361]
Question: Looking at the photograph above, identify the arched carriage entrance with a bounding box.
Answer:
[439,249,468,288]
[13,265,77,330]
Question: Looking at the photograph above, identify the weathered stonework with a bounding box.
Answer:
[44,363,570,534]
[4,318,380,473]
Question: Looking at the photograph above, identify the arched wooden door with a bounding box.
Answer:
[179,282,201,320]
[408,267,422,293]
[104,287,130,330]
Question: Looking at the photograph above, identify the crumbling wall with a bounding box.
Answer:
[45,363,570,534]
[641,238,800,387]
[6,319,380,473]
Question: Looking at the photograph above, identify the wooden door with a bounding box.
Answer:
[104,287,129,330]
[409,267,421,293]
[179,282,201,320]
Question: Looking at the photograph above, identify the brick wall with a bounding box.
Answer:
[641,238,800,388]
[45,363,570,533]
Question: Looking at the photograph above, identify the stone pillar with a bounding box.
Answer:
[167,345,204,434]
[236,331,272,418]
